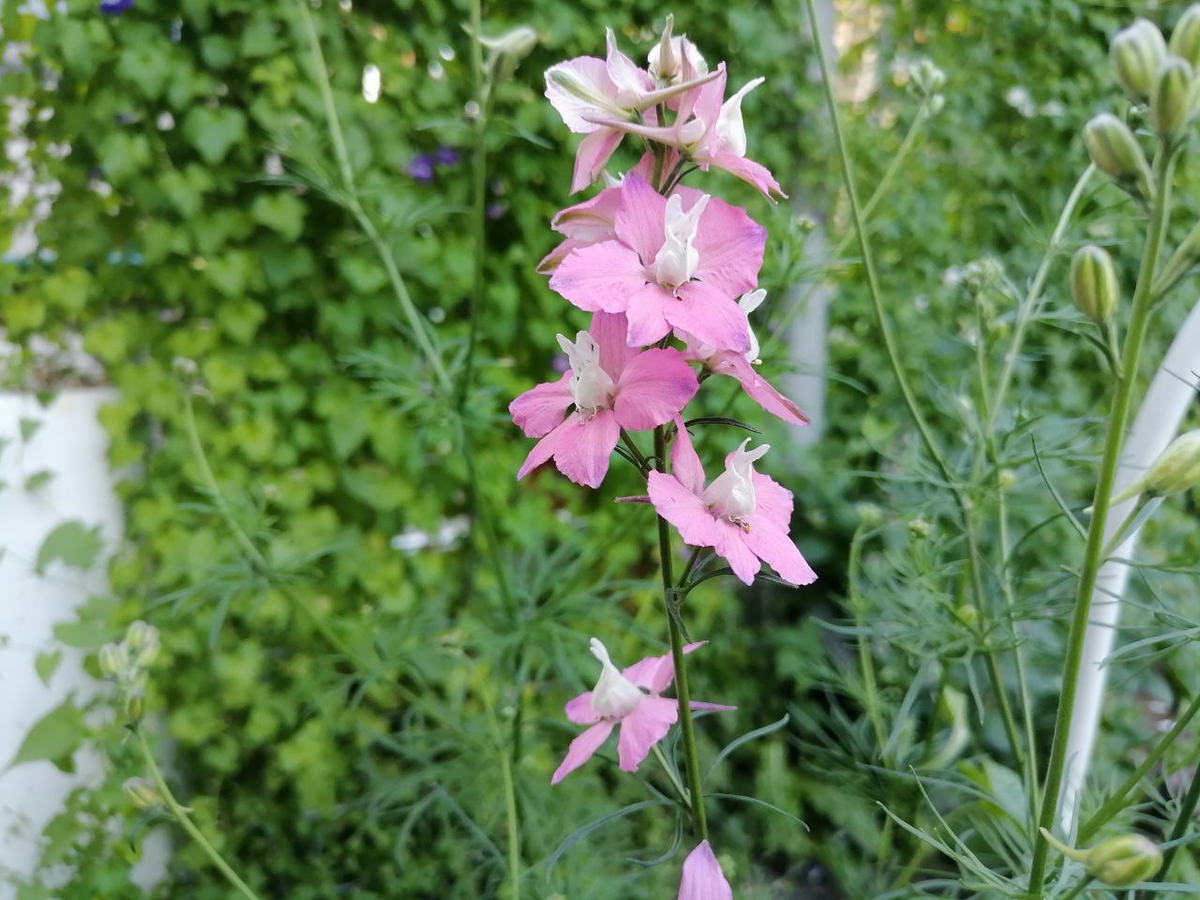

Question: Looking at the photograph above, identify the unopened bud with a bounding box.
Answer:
[1169,5,1200,69]
[1151,56,1195,138]
[651,15,680,82]
[479,26,537,62]
[125,621,161,668]
[1084,114,1152,196]
[954,604,979,627]
[98,642,127,679]
[1041,829,1163,887]
[125,691,146,723]
[123,777,163,810]
[908,518,931,539]
[1119,429,1200,502]
[1070,244,1120,323]
[1111,19,1168,101]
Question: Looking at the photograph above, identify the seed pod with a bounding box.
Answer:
[1151,56,1195,138]
[1085,835,1164,887]
[1070,244,1120,323]
[1112,18,1168,101]
[1083,114,1152,196]
[1169,5,1200,69]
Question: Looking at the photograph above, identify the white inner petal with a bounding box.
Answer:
[715,77,764,158]
[738,288,767,363]
[703,439,770,520]
[558,330,614,412]
[588,638,644,718]
[653,193,710,287]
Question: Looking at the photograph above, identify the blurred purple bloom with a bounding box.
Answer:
[433,146,460,166]
[406,155,435,183]
[550,353,570,374]
[100,0,134,14]
[486,202,508,220]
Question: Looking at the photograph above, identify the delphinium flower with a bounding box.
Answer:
[648,417,815,586]
[510,312,698,487]
[552,638,732,783]
[677,841,733,900]
[549,173,766,351]
[405,155,435,183]
[100,0,134,13]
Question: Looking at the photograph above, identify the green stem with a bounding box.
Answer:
[1077,690,1200,843]
[655,424,707,841]
[848,528,887,758]
[676,545,705,591]
[136,730,264,900]
[1159,744,1200,880]
[1060,876,1095,900]
[652,744,690,803]
[460,0,490,409]
[1029,148,1175,897]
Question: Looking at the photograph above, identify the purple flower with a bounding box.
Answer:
[100,0,134,14]
[432,146,461,166]
[486,201,508,220]
[405,155,435,183]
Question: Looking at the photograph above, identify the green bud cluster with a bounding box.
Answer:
[98,620,161,725]
[1070,244,1120,323]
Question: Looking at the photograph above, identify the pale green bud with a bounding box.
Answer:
[1138,429,1200,497]
[125,691,146,723]
[908,518,931,539]
[954,604,979,627]
[1084,114,1152,196]
[479,26,537,61]
[123,777,163,810]
[125,621,161,668]
[1169,5,1200,69]
[1112,19,1168,101]
[98,642,127,679]
[1041,829,1163,887]
[1070,244,1120,323]
[1151,56,1195,138]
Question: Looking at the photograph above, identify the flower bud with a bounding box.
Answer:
[1151,56,1195,138]
[1084,114,1152,196]
[123,777,163,810]
[1137,429,1200,497]
[98,642,127,679]
[125,691,146,723]
[1070,244,1120,323]
[1041,829,1163,887]
[479,26,537,62]
[1111,19,1168,101]
[651,15,680,83]
[1169,5,1200,69]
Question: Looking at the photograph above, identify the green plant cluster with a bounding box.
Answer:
[2,0,1199,897]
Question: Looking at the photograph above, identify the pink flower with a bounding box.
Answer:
[682,289,809,427]
[588,63,785,200]
[549,174,765,352]
[552,638,733,784]
[545,30,717,193]
[678,841,733,900]
[510,312,699,488]
[648,418,816,586]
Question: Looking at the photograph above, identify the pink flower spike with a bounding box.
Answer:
[678,841,732,900]
[648,418,816,586]
[683,289,810,427]
[552,638,732,784]
[549,175,764,352]
[511,313,698,488]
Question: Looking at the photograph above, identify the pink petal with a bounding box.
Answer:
[617,695,678,772]
[705,150,787,200]
[648,471,724,548]
[564,691,601,725]
[623,641,708,694]
[712,354,809,427]
[677,63,726,131]
[693,198,767,297]
[537,237,587,275]
[669,282,751,354]
[551,187,622,240]
[678,840,732,900]
[550,240,646,314]
[614,173,668,263]
[669,416,708,496]
[750,471,794,531]
[743,516,817,586]
[571,128,624,194]
[604,28,653,98]
[713,520,761,585]
[551,720,615,784]
[589,311,638,382]
[509,372,573,438]
[625,283,675,347]
[544,57,614,134]
[516,410,621,489]
[613,348,699,431]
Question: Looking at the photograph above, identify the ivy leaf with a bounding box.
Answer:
[24,470,54,493]
[8,697,83,771]
[35,521,104,575]
[183,107,247,164]
[251,193,307,241]
[19,417,41,442]
[35,650,62,687]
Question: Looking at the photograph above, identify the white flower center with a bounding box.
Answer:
[588,638,644,718]
[653,194,709,288]
[703,439,770,524]
[558,331,614,413]
[715,77,764,158]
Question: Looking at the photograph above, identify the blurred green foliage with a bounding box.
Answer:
[3,0,1199,897]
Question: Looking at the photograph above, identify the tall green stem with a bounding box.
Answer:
[460,0,490,407]
[136,730,265,900]
[1159,744,1200,880]
[1028,149,1175,897]
[655,424,707,840]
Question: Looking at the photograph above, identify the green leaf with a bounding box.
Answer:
[251,192,307,241]
[35,650,62,687]
[183,107,247,164]
[8,697,83,771]
[35,521,104,575]
[24,470,54,493]
[703,715,790,782]
[19,417,41,442]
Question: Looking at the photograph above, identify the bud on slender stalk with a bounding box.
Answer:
[1151,56,1195,138]
[1070,244,1120,323]
[124,777,163,810]
[1169,5,1200,69]
[1113,429,1200,503]
[98,642,126,679]
[1084,114,1152,196]
[479,25,537,60]
[1041,828,1164,887]
[125,691,146,723]
[1111,19,1168,101]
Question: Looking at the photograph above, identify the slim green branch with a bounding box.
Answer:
[655,424,708,841]
[1159,744,1200,880]
[652,744,690,803]
[1028,148,1176,897]
[460,0,491,408]
[848,528,887,758]
[136,729,264,900]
